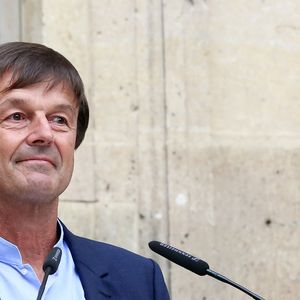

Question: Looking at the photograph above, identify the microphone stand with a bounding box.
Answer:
[206,269,265,300]
[36,267,52,300]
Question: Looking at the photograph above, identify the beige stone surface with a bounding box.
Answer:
[94,201,138,251]
[16,0,300,299]
[89,0,170,278]
[0,0,20,42]
[168,144,300,299]
[58,201,96,239]
[61,144,96,202]
[163,1,300,299]
[21,0,43,43]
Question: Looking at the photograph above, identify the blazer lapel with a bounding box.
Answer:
[73,258,112,300]
[62,224,113,300]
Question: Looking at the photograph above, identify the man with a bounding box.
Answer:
[0,42,170,300]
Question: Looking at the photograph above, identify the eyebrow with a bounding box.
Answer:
[0,97,27,108]
[0,97,77,115]
[53,103,78,116]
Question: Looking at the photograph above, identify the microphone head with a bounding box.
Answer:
[149,241,209,276]
[43,247,62,275]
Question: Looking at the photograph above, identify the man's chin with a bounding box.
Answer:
[19,178,63,203]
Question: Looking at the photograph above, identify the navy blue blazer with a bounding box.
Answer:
[63,224,170,300]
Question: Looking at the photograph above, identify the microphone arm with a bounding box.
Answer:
[149,241,265,300]
[206,268,264,300]
[36,247,62,300]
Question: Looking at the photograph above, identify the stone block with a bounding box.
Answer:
[169,143,300,299]
[93,201,137,252]
[58,201,96,239]
[61,143,95,202]
[0,0,20,42]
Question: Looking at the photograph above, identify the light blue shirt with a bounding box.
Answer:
[0,221,86,300]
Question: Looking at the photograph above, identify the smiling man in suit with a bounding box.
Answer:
[0,42,170,300]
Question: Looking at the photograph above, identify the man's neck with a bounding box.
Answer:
[0,199,59,281]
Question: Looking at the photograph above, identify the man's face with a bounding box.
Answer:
[0,74,78,204]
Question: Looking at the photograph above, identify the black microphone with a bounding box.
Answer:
[36,247,62,300]
[149,241,265,300]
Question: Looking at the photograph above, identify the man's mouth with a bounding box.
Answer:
[17,157,56,167]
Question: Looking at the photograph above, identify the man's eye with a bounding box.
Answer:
[9,113,25,121]
[52,116,68,125]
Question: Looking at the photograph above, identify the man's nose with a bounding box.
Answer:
[26,115,54,146]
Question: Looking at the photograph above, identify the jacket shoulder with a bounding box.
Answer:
[62,223,170,300]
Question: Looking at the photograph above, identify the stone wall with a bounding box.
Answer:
[2,0,300,299]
